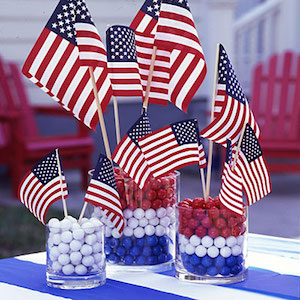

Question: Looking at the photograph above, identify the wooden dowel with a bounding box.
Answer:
[205,43,220,200]
[200,168,207,200]
[55,149,68,218]
[113,96,121,144]
[231,121,247,170]
[142,46,157,112]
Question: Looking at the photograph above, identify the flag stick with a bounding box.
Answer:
[78,66,113,222]
[142,46,157,112]
[113,96,121,144]
[55,149,68,218]
[200,168,206,199]
[205,43,220,200]
[231,120,247,171]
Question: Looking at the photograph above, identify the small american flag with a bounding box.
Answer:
[106,25,143,97]
[112,112,153,188]
[84,154,124,234]
[219,140,245,216]
[18,150,68,224]
[22,0,112,130]
[235,124,271,206]
[200,44,259,146]
[138,119,206,178]
[130,0,170,105]
[153,0,207,112]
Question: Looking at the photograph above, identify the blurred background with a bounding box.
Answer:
[0,0,299,258]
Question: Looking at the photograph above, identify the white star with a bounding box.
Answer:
[154,4,159,9]
[66,25,72,31]
[60,27,65,33]
[64,12,69,17]
[81,14,86,19]
[147,6,153,12]
[155,11,160,16]
[59,21,64,26]
[69,3,75,8]
[62,4,68,10]
[57,13,63,19]
[52,23,58,28]
[65,19,70,24]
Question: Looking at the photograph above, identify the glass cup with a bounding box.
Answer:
[91,169,180,272]
[46,217,106,289]
[175,199,248,284]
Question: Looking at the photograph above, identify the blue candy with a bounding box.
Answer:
[226,255,237,267]
[136,256,146,265]
[231,264,243,275]
[116,246,126,257]
[189,254,201,266]
[167,253,173,261]
[214,256,225,268]
[236,254,244,265]
[219,266,231,276]
[195,265,206,275]
[146,235,158,246]
[163,245,169,254]
[130,246,140,257]
[104,245,112,255]
[108,253,120,264]
[147,256,158,265]
[142,246,152,256]
[109,238,119,248]
[181,253,190,264]
[123,255,134,265]
[136,237,146,247]
[159,235,168,246]
[152,245,163,256]
[207,266,218,276]
[122,237,133,249]
[201,255,213,268]
[158,253,168,264]
[184,263,195,273]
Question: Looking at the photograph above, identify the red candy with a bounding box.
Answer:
[192,197,204,209]
[152,199,162,210]
[208,207,220,219]
[214,217,227,229]
[188,218,199,229]
[201,216,213,228]
[157,189,167,200]
[220,227,231,238]
[141,199,151,210]
[193,208,205,220]
[134,190,144,201]
[161,178,171,188]
[232,225,243,237]
[208,226,219,238]
[150,179,161,190]
[183,227,194,238]
[195,226,207,238]
[145,190,156,201]
[228,216,238,227]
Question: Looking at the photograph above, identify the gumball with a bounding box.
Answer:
[158,253,168,264]
[70,251,82,265]
[220,207,231,219]
[204,198,214,209]
[128,180,138,191]
[82,222,95,234]
[136,256,146,265]
[134,208,145,220]
[93,253,104,264]
[112,228,122,239]
[160,216,170,227]
[236,254,244,265]
[49,246,60,259]
[195,265,206,275]
[231,264,242,275]
[195,226,207,238]
[220,266,231,276]
[130,246,141,257]
[141,200,152,210]
[225,255,236,267]
[58,243,70,254]
[159,235,168,246]
[58,253,70,266]
[183,227,193,239]
[52,234,61,245]
[134,227,145,238]
[201,255,213,267]
[142,246,152,256]
[73,229,85,241]
[237,235,244,245]
[190,235,201,247]
[48,218,60,233]
[136,237,146,247]
[207,246,219,258]
[214,236,226,248]
[155,225,166,237]
[161,178,170,188]
[179,244,185,253]
[188,218,199,229]
[157,189,167,200]
[201,236,213,248]
[231,225,242,237]
[128,217,139,229]
[75,264,87,275]
[124,255,134,265]
[128,199,138,210]
[227,216,238,227]
[156,207,167,218]
[108,238,119,248]
[62,264,74,275]
[60,219,72,231]
[147,256,158,265]
[185,244,195,255]
[149,217,159,226]
[70,240,82,252]
[82,255,95,267]
[104,244,112,255]
[152,245,163,256]
[214,255,225,268]
[220,246,232,258]
[123,227,134,237]
[215,217,227,229]
[80,244,93,256]
[71,222,81,231]
[192,198,204,209]
[105,227,112,238]
[85,234,97,245]
[52,261,62,272]
[179,234,189,245]
[208,207,220,219]
[193,209,205,220]
[201,217,213,228]
[139,217,149,227]
[207,266,218,276]
[189,254,201,266]
[134,190,144,201]
[152,199,162,210]
[220,227,231,238]
[145,208,156,220]
[80,217,89,225]
[226,236,237,247]
[67,216,77,223]
[145,225,155,236]
[195,245,207,257]
[123,209,133,219]
[231,245,242,256]
[208,227,219,238]
[146,235,158,246]
[213,196,221,208]
[108,253,120,264]
[121,237,132,249]
[150,178,161,190]
[146,190,157,201]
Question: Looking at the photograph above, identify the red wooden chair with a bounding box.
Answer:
[0,56,94,196]
[251,51,300,172]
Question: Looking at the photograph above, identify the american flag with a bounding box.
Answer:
[84,154,124,234]
[219,140,245,216]
[138,119,206,178]
[18,150,68,224]
[106,25,143,97]
[153,0,207,112]
[200,44,259,146]
[235,124,271,206]
[22,0,112,130]
[112,112,153,188]
[130,0,170,105]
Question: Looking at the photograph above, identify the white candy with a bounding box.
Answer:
[111,228,122,239]
[185,243,195,255]
[195,245,207,257]
[71,223,81,231]
[105,227,112,238]
[237,235,244,245]
[52,234,61,245]
[49,246,60,259]
[166,206,173,216]
[189,235,201,247]
[85,234,97,245]
[145,225,155,236]
[134,227,145,238]
[133,208,145,220]
[70,251,82,265]
[207,246,219,258]
[52,261,62,272]
[80,217,89,224]
[58,254,70,266]
[67,216,77,223]
[82,222,95,234]
[156,207,166,218]
[70,240,82,252]
[226,236,237,247]
[61,231,73,244]
[123,209,133,219]
[93,207,102,217]
[60,219,72,231]
[220,246,232,258]
[92,243,102,254]
[214,236,226,248]
[82,255,95,267]
[93,253,103,264]
[96,231,103,241]
[155,225,166,237]
[201,236,213,248]
[62,264,74,275]
[92,264,99,271]
[90,218,102,230]
[80,244,93,256]
[145,208,156,220]
[160,216,170,227]
[75,264,87,275]
[48,220,60,234]
[58,243,69,254]
[149,217,159,226]
[73,229,85,240]
[123,226,134,237]
[180,235,189,246]
[179,244,185,253]
[128,217,139,229]
[231,245,242,256]
[139,217,149,227]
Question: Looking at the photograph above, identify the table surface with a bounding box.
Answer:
[0,233,299,300]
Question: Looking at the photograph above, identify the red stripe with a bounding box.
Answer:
[144,18,157,35]
[159,11,196,28]
[112,90,143,97]
[88,183,120,203]
[78,45,106,55]
[76,30,102,41]
[130,11,145,31]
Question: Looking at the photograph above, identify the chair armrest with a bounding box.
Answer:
[33,105,70,116]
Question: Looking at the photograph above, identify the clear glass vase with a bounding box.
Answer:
[46,218,106,289]
[91,169,180,272]
[175,198,248,284]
